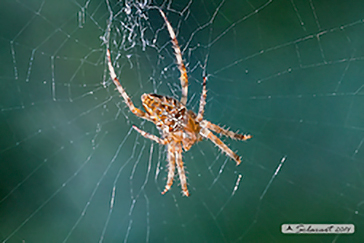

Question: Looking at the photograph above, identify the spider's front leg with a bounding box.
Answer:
[162,144,176,195]
[201,120,252,141]
[200,128,242,165]
[132,125,168,145]
[175,142,189,197]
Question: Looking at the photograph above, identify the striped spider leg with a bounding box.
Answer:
[106,9,251,197]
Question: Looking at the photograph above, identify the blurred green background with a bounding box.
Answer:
[1,0,364,242]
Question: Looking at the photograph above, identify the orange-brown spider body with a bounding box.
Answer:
[142,93,202,151]
[107,9,251,197]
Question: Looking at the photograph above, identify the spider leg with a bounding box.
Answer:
[162,143,176,195]
[175,142,190,196]
[159,9,188,106]
[200,128,242,165]
[132,125,168,145]
[201,120,252,141]
[107,49,149,120]
[196,77,207,122]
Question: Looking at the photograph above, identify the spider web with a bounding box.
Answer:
[1,0,364,242]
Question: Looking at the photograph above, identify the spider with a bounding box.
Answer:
[106,9,251,197]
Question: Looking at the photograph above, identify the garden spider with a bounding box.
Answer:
[107,9,251,197]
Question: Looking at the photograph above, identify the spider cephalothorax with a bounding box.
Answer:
[107,9,251,197]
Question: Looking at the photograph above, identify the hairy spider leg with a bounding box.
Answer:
[200,128,242,165]
[107,49,150,120]
[196,77,207,122]
[201,120,252,141]
[132,125,189,196]
[175,142,189,196]
[107,10,252,197]
[162,144,176,195]
[159,9,188,106]
[132,125,168,145]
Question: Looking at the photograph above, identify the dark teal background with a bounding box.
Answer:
[1,0,364,242]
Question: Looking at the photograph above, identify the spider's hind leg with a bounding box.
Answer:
[196,76,207,122]
[159,9,188,106]
[107,49,149,120]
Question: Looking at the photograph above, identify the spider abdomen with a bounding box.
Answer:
[141,93,191,132]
